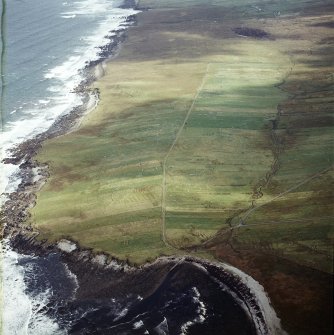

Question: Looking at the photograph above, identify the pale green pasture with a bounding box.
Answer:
[30,0,333,268]
[164,45,291,246]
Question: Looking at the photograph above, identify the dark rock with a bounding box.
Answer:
[233,27,272,39]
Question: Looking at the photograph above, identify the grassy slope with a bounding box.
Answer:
[31,0,333,333]
[32,0,333,268]
[226,12,334,273]
[164,46,289,247]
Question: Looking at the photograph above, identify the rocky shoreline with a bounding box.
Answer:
[8,231,282,335]
[1,5,140,235]
[0,84,280,334]
[4,195,285,335]
[0,2,286,334]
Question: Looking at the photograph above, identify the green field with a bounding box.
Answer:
[28,0,333,333]
[164,50,290,248]
[32,0,333,269]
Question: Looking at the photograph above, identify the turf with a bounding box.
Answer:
[31,0,333,272]
[28,1,334,333]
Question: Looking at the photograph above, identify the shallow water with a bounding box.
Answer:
[0,0,138,194]
[0,1,137,333]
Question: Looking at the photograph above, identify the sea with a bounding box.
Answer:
[0,0,137,333]
[0,1,286,334]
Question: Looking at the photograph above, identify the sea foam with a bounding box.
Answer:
[1,0,139,187]
[0,1,139,333]
[1,241,65,335]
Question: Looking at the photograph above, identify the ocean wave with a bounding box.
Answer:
[1,1,140,334]
[1,0,139,200]
[179,287,207,335]
[154,317,169,335]
[61,0,124,16]
[1,241,65,335]
[133,320,145,329]
[61,14,77,19]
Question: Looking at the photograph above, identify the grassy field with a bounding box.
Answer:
[164,48,290,248]
[210,10,334,274]
[32,0,333,267]
[30,1,333,332]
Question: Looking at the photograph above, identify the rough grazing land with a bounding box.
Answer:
[31,1,333,334]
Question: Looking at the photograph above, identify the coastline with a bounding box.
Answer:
[8,232,286,335]
[1,0,333,333]
[0,2,287,333]
[1,4,140,234]
[0,1,139,331]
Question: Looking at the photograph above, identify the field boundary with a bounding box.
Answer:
[161,63,211,247]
